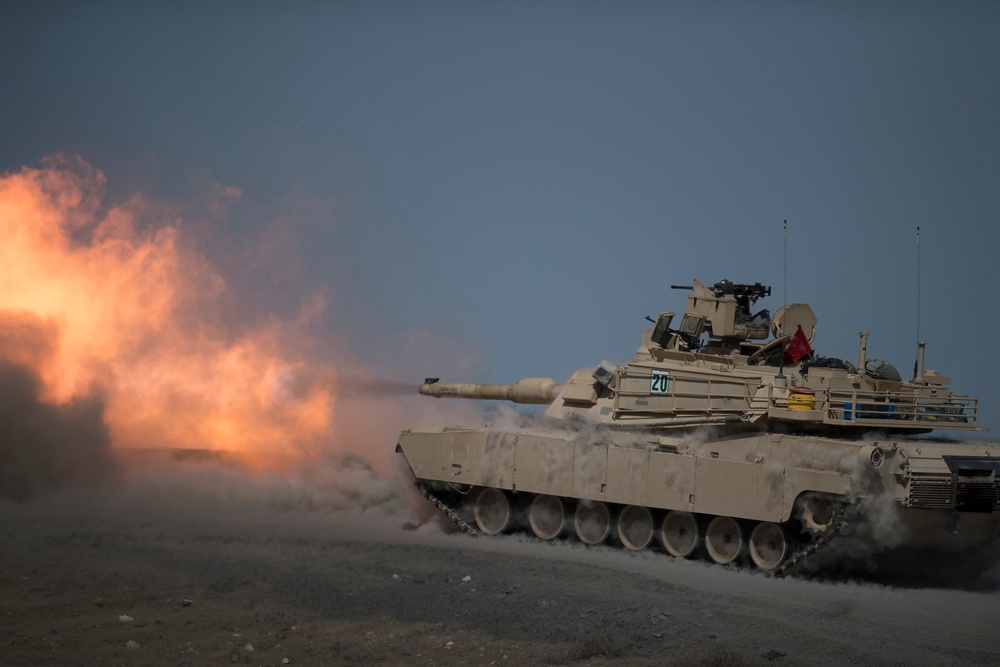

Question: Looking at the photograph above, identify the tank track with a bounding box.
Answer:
[766,507,848,578]
[415,482,479,537]
[417,480,850,576]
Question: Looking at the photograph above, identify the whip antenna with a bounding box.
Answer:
[913,226,926,382]
[783,219,787,306]
[916,226,921,345]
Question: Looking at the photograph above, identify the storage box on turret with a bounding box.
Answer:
[920,370,950,385]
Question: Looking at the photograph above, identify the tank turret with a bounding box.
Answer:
[397,279,999,582]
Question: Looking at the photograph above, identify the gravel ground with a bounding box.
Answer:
[3,451,1000,667]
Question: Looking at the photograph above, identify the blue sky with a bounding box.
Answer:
[3,1,999,433]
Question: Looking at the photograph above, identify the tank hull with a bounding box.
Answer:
[397,424,1000,580]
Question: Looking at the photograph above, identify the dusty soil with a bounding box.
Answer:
[3,469,1000,667]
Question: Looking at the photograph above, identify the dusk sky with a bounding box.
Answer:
[3,2,999,439]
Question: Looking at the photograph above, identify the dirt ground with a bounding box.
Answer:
[2,458,1000,667]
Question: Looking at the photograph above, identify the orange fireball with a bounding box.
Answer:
[0,155,336,468]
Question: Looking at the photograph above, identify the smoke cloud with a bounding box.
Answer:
[0,154,482,519]
[0,361,115,500]
[0,155,339,462]
[337,377,419,399]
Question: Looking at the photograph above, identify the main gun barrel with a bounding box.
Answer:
[418,378,561,404]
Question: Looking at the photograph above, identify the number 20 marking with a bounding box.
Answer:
[650,370,670,394]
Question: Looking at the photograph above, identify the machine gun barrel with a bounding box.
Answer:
[418,378,561,404]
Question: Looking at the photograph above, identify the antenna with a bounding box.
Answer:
[783,219,787,306]
[916,225,921,345]
[777,218,788,381]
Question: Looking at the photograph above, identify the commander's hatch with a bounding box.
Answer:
[678,312,707,339]
[648,311,707,352]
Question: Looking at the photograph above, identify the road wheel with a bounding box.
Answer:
[528,494,565,540]
[660,511,701,558]
[617,505,654,551]
[574,501,611,545]
[749,522,791,571]
[705,516,746,565]
[473,488,511,535]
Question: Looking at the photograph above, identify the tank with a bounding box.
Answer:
[397,279,1000,581]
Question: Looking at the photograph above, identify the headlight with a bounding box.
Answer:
[869,446,885,468]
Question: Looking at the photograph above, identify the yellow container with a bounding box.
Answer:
[788,386,816,411]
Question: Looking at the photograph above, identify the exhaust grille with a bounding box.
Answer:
[956,479,999,512]
[907,474,1000,512]
[907,475,952,509]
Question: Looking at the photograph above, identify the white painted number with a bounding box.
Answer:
[650,370,670,394]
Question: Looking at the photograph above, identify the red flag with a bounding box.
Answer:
[784,324,813,364]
